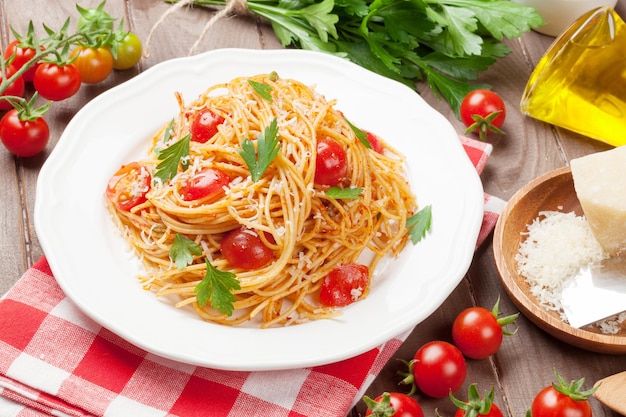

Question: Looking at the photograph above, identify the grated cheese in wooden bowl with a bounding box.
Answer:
[515,210,626,334]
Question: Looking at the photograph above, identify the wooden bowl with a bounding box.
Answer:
[493,166,626,354]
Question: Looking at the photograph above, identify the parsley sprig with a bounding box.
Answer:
[155,134,191,183]
[170,234,202,270]
[407,205,432,244]
[170,233,241,316]
[195,259,241,316]
[238,118,280,182]
[326,186,363,200]
[164,0,542,114]
[346,119,371,149]
[248,80,273,102]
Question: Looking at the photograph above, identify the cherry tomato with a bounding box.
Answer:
[0,109,49,157]
[365,130,384,154]
[106,162,152,211]
[409,341,466,398]
[531,372,596,417]
[0,64,25,110]
[319,264,369,307]
[180,168,230,201]
[452,299,518,359]
[452,307,502,359]
[70,46,113,84]
[3,40,41,83]
[112,32,143,70]
[190,108,225,143]
[220,227,273,269]
[459,89,506,141]
[365,392,424,417]
[33,63,81,101]
[314,137,347,186]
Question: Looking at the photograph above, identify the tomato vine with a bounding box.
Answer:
[0,1,143,157]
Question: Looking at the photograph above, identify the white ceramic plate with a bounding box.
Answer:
[35,48,483,371]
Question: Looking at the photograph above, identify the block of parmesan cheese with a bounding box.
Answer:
[571,146,626,256]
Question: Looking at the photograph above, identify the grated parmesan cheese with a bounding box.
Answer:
[597,311,626,334]
[350,287,363,301]
[516,211,606,314]
[516,210,626,333]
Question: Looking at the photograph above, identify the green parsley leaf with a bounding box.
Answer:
[326,186,363,200]
[463,1,544,40]
[170,234,203,270]
[155,134,191,183]
[248,80,273,102]
[346,118,370,149]
[407,205,432,245]
[238,118,280,182]
[194,259,241,316]
[294,0,338,42]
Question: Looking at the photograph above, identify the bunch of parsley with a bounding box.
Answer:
[165,0,542,114]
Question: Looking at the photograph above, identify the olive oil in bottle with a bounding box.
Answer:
[521,7,626,147]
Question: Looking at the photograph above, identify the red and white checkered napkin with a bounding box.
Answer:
[0,137,505,417]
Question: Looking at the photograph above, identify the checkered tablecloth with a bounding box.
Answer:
[0,136,504,417]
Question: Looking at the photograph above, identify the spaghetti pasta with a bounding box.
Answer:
[105,73,418,328]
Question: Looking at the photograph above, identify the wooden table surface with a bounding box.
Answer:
[1,1,625,416]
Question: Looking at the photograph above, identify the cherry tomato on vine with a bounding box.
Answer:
[451,384,504,417]
[190,108,225,143]
[319,264,369,307]
[70,46,113,84]
[0,108,49,157]
[33,63,81,101]
[106,162,152,211]
[220,227,274,269]
[3,40,41,83]
[0,64,25,110]
[460,89,506,141]
[112,32,143,70]
[400,341,466,398]
[179,168,230,202]
[530,371,596,417]
[364,392,424,417]
[314,137,347,186]
[452,298,519,359]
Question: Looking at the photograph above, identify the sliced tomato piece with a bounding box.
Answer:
[319,264,369,307]
[106,162,151,211]
[190,108,225,143]
[179,168,230,202]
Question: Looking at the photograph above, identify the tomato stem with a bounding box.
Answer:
[397,358,418,396]
[449,384,496,417]
[552,368,598,401]
[491,296,520,336]
[464,110,506,141]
